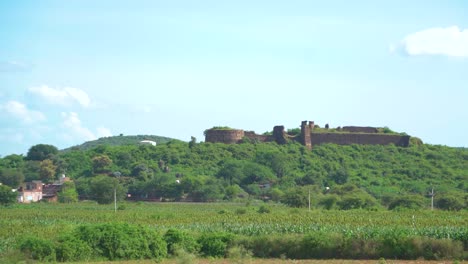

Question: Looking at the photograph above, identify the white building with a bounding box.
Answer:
[140,140,157,146]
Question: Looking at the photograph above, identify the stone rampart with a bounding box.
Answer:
[204,121,411,148]
[205,129,245,144]
[342,126,378,133]
[244,131,271,142]
[311,133,410,147]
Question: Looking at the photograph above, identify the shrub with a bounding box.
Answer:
[298,232,344,259]
[388,194,426,210]
[435,195,464,211]
[0,184,17,206]
[55,233,92,262]
[235,208,247,215]
[198,232,234,258]
[318,194,339,210]
[74,223,167,261]
[164,229,199,255]
[257,205,271,214]
[19,236,56,262]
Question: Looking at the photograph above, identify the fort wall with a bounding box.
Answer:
[300,121,313,150]
[205,129,245,144]
[204,121,412,148]
[311,133,410,147]
[244,131,271,142]
[342,126,378,133]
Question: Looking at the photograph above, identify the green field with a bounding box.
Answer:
[0,202,467,262]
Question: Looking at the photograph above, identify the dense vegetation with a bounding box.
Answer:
[62,134,174,151]
[0,136,467,210]
[0,203,466,262]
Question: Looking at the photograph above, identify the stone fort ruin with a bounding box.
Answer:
[205,121,411,149]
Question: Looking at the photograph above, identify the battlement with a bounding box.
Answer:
[204,121,412,148]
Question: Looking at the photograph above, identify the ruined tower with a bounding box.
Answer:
[301,121,313,150]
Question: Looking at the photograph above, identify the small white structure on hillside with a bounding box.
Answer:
[140,140,157,146]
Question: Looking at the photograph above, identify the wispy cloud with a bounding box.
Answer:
[29,85,91,108]
[0,61,33,72]
[0,100,46,123]
[394,26,468,57]
[61,112,112,141]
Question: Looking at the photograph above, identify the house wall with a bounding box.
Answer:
[18,191,42,203]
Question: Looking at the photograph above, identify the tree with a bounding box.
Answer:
[0,184,17,206]
[23,160,41,181]
[92,155,112,173]
[188,136,197,149]
[282,188,308,207]
[1,154,25,169]
[58,181,78,203]
[388,194,426,210]
[39,159,57,183]
[26,144,58,161]
[435,194,464,211]
[217,160,244,185]
[0,168,24,188]
[90,175,126,204]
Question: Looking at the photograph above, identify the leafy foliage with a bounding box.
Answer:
[0,184,17,206]
[26,144,58,161]
[0,137,466,210]
[62,135,174,151]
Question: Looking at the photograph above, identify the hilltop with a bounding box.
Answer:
[62,134,176,152]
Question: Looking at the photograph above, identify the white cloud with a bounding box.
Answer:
[29,85,91,107]
[396,26,468,57]
[61,112,112,142]
[0,100,46,123]
[61,112,96,141]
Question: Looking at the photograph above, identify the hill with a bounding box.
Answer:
[62,134,177,151]
[1,136,467,210]
[59,140,467,210]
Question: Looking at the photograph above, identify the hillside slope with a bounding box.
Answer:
[62,135,177,151]
[56,140,467,210]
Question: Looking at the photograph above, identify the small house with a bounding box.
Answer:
[17,181,43,203]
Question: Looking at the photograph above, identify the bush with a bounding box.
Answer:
[318,194,339,210]
[235,208,247,215]
[164,229,199,255]
[388,194,426,210]
[0,184,17,206]
[74,223,167,261]
[241,235,302,259]
[19,236,56,262]
[257,205,271,214]
[198,232,234,258]
[298,232,344,259]
[435,195,464,211]
[55,233,92,262]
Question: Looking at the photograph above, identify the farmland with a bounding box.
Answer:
[0,202,467,262]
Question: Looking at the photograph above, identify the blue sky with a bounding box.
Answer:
[1,0,467,156]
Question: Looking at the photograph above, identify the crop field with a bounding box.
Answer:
[0,202,467,262]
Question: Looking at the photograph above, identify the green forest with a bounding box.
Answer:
[1,134,467,211]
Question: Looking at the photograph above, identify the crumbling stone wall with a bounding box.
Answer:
[205,129,245,144]
[342,126,378,133]
[204,121,411,148]
[244,131,271,142]
[311,133,410,147]
[300,121,313,150]
[273,126,288,144]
